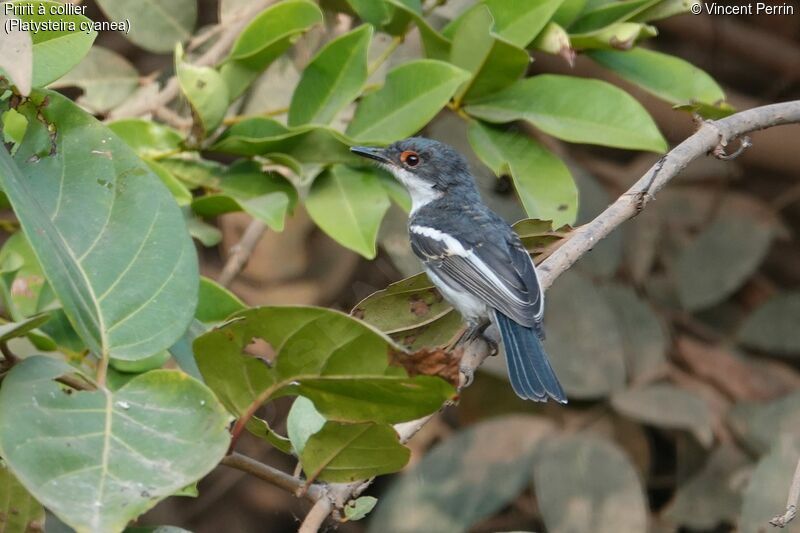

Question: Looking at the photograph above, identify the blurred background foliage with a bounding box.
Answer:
[0,0,799,531]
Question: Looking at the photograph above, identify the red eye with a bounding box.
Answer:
[400,150,420,167]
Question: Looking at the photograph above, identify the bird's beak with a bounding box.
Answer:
[350,145,392,165]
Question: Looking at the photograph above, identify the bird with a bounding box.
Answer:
[351,137,566,403]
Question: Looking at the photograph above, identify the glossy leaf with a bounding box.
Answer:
[466,75,667,152]
[570,22,657,51]
[194,306,456,425]
[95,0,196,53]
[612,384,714,447]
[483,0,566,47]
[368,415,554,532]
[191,160,297,231]
[345,0,391,25]
[467,121,577,226]
[570,0,658,32]
[0,8,32,95]
[590,47,725,106]
[196,277,245,323]
[107,119,183,159]
[305,165,390,259]
[50,47,139,114]
[545,271,627,398]
[0,462,44,533]
[738,292,800,356]
[0,356,231,533]
[289,25,372,126]
[533,435,648,533]
[222,0,322,99]
[0,91,198,362]
[672,208,775,311]
[347,60,470,144]
[177,45,229,133]
[450,6,529,104]
[385,0,451,59]
[301,421,409,483]
[12,0,96,87]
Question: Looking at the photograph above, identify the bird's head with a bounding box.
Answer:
[351,137,475,210]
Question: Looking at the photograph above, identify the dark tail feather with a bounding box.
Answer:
[493,310,567,403]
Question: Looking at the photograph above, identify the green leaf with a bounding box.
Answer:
[191,159,297,231]
[301,421,409,483]
[193,306,456,424]
[2,108,28,147]
[353,272,451,334]
[0,356,231,533]
[288,25,372,127]
[368,415,554,532]
[589,47,725,107]
[672,207,775,311]
[12,0,96,87]
[176,45,229,133]
[0,91,198,362]
[729,391,800,455]
[612,384,714,446]
[632,0,697,21]
[196,277,245,323]
[146,160,193,206]
[305,165,390,259]
[107,119,183,159]
[0,231,52,319]
[465,74,667,152]
[345,0,391,25]
[449,6,529,104]
[344,496,378,521]
[49,46,139,114]
[221,0,323,100]
[546,271,627,398]
[570,22,656,51]
[740,436,800,533]
[531,21,574,61]
[467,121,577,226]
[738,292,800,356]
[385,0,451,59]
[0,313,51,343]
[95,0,196,53]
[287,396,326,454]
[0,461,45,533]
[533,435,648,533]
[570,0,659,32]
[483,0,566,47]
[0,8,32,96]
[347,60,470,144]
[212,119,356,164]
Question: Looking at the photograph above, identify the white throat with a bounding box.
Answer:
[390,167,443,214]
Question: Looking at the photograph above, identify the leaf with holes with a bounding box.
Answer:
[0,356,230,533]
[176,45,229,133]
[193,306,456,424]
[95,0,196,53]
[305,165,390,259]
[0,91,198,363]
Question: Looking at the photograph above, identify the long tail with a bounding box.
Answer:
[493,310,566,403]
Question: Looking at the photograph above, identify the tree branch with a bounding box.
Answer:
[220,452,325,502]
[107,0,278,120]
[217,219,267,287]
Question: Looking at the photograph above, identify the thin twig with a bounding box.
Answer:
[218,219,267,287]
[771,457,800,527]
[221,452,325,502]
[298,499,333,533]
[107,0,279,120]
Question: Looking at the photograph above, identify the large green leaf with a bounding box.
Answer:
[483,0,566,47]
[107,119,183,159]
[385,0,451,59]
[347,60,470,144]
[12,0,96,87]
[221,0,323,100]
[95,0,196,53]
[0,461,45,533]
[305,165,390,259]
[177,45,229,133]
[611,384,714,446]
[0,356,231,533]
[191,159,297,231]
[467,121,577,227]
[0,91,198,363]
[196,277,245,323]
[569,0,658,32]
[368,415,554,532]
[738,292,800,356]
[49,47,139,114]
[533,435,648,533]
[465,74,667,152]
[449,6,529,104]
[194,306,456,424]
[344,0,391,25]
[589,48,725,107]
[288,25,372,127]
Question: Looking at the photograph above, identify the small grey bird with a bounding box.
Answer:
[351,137,566,403]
